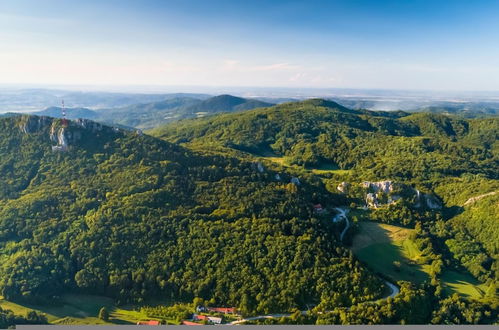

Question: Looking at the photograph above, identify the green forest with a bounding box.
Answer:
[0,98,497,326]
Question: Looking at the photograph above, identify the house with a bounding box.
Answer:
[290,177,301,185]
[137,320,161,326]
[207,316,222,324]
[182,320,203,326]
[206,307,237,314]
[193,314,208,321]
[313,204,324,213]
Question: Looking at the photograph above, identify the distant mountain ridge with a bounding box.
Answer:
[30,94,274,129]
[36,106,99,120]
[181,94,272,114]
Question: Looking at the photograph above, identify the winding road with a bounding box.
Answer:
[229,207,399,325]
[333,207,350,241]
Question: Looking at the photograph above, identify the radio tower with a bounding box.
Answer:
[61,99,68,127]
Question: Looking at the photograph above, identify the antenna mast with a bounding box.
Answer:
[61,99,68,126]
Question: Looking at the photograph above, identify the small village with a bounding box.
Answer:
[137,306,239,326]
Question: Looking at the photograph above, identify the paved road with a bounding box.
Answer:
[384,280,400,298]
[333,207,350,242]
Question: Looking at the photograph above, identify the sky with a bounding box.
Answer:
[1,0,499,91]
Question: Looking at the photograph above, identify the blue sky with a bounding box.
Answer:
[1,0,498,90]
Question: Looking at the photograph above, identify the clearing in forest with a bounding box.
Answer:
[352,221,487,299]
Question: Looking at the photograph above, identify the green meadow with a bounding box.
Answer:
[353,221,488,299]
[0,294,160,325]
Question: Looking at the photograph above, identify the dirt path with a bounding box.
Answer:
[463,191,497,206]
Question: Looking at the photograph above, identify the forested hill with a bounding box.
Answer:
[32,94,273,130]
[151,99,498,182]
[150,99,499,314]
[0,114,384,314]
[179,94,273,113]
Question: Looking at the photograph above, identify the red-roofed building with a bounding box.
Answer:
[313,204,324,213]
[206,307,237,314]
[136,320,161,326]
[193,314,208,321]
[182,320,203,326]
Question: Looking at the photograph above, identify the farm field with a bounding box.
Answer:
[352,221,487,299]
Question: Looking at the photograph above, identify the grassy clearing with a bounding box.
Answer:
[352,221,412,252]
[356,242,431,283]
[440,271,488,299]
[353,222,429,283]
[353,221,487,299]
[261,156,353,176]
[0,294,155,325]
[262,156,288,166]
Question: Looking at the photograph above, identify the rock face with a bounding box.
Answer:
[362,180,396,194]
[51,127,69,152]
[360,180,441,210]
[337,182,350,193]
[19,115,121,153]
[74,118,103,131]
[50,121,85,152]
[18,116,52,134]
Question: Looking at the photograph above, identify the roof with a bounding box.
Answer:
[182,320,203,326]
[206,307,236,313]
[194,314,208,320]
[137,320,161,325]
[313,204,323,208]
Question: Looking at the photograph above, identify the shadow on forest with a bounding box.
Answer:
[443,205,464,219]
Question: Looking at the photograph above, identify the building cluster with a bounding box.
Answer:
[180,306,238,325]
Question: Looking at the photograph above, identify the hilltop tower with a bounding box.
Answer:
[61,99,68,126]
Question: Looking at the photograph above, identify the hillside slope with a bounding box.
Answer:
[151,99,498,182]
[150,99,499,293]
[0,115,383,314]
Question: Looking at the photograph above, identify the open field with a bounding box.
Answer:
[261,156,288,166]
[353,221,487,299]
[352,221,413,253]
[261,156,353,175]
[440,271,488,299]
[356,242,431,283]
[0,294,161,325]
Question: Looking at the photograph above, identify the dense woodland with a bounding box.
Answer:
[151,99,498,324]
[0,98,497,325]
[0,115,382,317]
